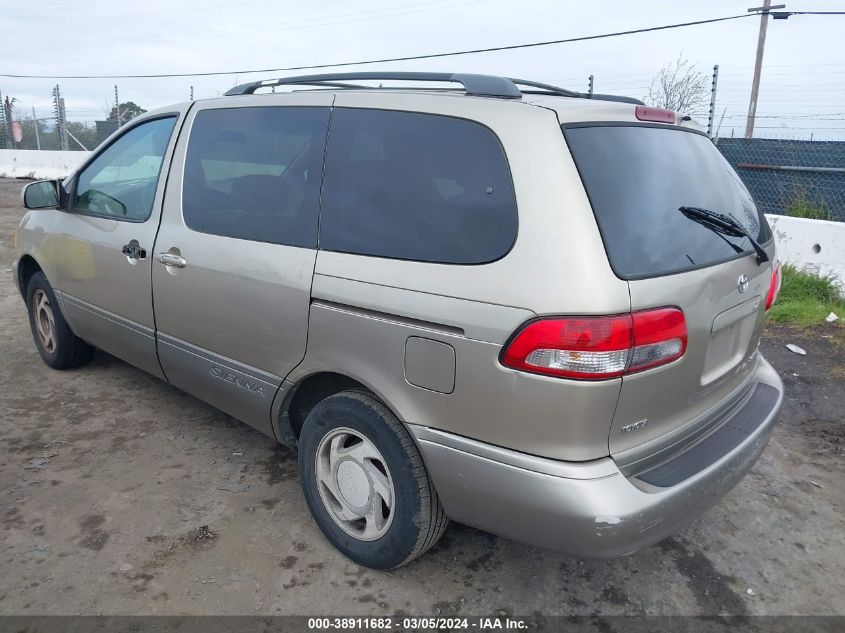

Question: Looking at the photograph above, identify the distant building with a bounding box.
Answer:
[96,120,119,145]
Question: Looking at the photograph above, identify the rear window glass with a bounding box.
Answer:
[565,125,771,279]
[183,106,329,247]
[320,108,517,264]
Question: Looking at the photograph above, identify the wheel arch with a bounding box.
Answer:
[17,254,45,298]
[274,370,400,451]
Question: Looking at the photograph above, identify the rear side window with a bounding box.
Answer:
[183,106,330,247]
[320,108,517,264]
[565,124,771,279]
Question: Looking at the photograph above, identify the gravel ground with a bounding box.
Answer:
[0,177,843,616]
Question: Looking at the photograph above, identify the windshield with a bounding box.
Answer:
[564,124,771,279]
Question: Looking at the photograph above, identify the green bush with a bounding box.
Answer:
[768,264,845,326]
[785,190,833,221]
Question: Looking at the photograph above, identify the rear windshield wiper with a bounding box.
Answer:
[678,206,769,265]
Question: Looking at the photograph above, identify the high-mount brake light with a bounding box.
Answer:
[766,261,782,311]
[635,105,676,123]
[501,308,687,380]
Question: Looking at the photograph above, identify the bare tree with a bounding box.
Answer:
[645,55,709,116]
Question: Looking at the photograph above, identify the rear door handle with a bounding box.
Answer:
[157,252,187,268]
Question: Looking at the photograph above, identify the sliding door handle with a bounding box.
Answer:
[157,252,187,268]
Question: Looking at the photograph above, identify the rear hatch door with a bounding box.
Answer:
[564,122,775,457]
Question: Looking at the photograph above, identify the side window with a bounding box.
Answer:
[320,108,517,264]
[182,106,330,248]
[73,117,177,221]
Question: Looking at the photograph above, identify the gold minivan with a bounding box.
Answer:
[14,72,783,569]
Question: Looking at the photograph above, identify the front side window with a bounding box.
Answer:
[320,108,518,264]
[182,106,330,247]
[73,116,177,221]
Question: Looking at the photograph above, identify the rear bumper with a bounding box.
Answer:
[410,354,783,558]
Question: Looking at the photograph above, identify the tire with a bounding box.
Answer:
[298,390,448,569]
[25,272,95,370]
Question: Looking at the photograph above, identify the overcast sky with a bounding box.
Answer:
[3,0,844,139]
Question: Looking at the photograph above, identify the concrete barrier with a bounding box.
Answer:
[766,214,845,292]
[0,149,90,180]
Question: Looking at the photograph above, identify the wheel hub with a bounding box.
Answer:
[336,460,370,508]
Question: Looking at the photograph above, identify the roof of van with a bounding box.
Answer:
[136,73,699,134]
[521,94,702,131]
[213,72,703,130]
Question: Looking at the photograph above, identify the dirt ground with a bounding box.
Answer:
[0,177,843,616]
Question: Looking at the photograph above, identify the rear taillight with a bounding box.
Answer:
[765,261,782,311]
[501,308,687,381]
[635,105,676,123]
[629,308,688,373]
[501,316,632,380]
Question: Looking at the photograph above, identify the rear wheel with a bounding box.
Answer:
[25,272,94,369]
[298,390,448,569]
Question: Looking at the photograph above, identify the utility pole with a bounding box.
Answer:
[53,84,69,151]
[114,84,122,126]
[707,65,719,136]
[32,106,41,150]
[713,107,728,142]
[1,94,15,149]
[587,75,594,97]
[58,98,68,151]
[745,2,785,138]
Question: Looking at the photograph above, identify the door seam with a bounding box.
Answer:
[150,100,198,383]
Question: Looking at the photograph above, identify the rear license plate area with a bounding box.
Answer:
[702,297,761,385]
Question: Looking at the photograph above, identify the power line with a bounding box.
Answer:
[771,11,845,16]
[0,12,756,80]
[720,70,845,76]
[721,116,845,121]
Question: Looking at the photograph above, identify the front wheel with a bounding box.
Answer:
[25,272,95,369]
[298,390,448,569]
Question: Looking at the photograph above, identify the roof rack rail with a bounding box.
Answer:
[589,93,645,105]
[225,72,523,99]
[509,78,644,105]
[224,72,645,105]
[507,78,582,98]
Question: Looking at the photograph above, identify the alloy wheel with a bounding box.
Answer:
[314,427,395,541]
[32,289,56,355]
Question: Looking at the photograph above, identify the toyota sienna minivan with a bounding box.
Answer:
[14,72,784,569]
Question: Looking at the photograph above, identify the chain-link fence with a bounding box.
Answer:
[1,85,124,151]
[0,115,111,151]
[716,138,845,222]
[0,117,112,152]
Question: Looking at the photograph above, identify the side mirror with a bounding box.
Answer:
[22,180,60,210]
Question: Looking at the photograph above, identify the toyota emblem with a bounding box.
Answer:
[737,274,749,293]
